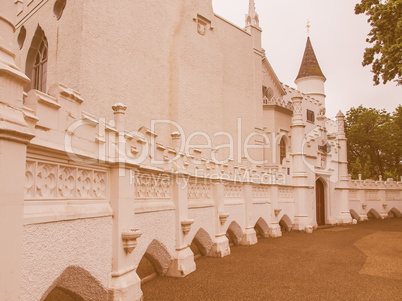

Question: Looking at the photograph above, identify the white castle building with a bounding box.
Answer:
[1,0,401,300]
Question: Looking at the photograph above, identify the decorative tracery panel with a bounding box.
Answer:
[224,183,243,198]
[24,160,107,200]
[133,172,171,199]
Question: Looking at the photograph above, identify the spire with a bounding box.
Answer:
[245,0,259,27]
[295,37,326,81]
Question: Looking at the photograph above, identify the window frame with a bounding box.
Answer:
[262,86,274,104]
[279,137,286,165]
[25,26,48,93]
[32,36,48,92]
[307,109,315,123]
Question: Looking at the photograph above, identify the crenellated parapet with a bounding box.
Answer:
[349,176,402,189]
[22,83,289,185]
[263,95,293,111]
[347,175,402,221]
[283,84,322,107]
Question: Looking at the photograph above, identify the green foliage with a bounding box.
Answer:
[355,0,402,85]
[345,105,401,180]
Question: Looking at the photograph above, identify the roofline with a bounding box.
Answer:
[262,57,286,95]
[213,14,251,36]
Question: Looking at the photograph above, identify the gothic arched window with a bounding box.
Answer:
[280,137,286,164]
[33,36,48,92]
[25,26,48,93]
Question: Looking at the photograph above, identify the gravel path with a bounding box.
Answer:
[142,218,402,300]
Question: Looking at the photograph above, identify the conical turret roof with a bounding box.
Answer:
[296,37,326,81]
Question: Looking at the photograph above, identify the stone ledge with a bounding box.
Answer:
[23,200,112,225]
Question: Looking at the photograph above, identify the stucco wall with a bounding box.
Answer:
[21,217,112,301]
[188,207,216,243]
[223,203,246,232]
[278,203,296,224]
[132,210,176,268]
[251,203,271,226]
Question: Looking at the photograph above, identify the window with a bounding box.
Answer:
[53,0,66,20]
[262,86,274,104]
[17,26,26,49]
[280,137,286,164]
[25,26,48,93]
[307,109,315,123]
[33,36,48,92]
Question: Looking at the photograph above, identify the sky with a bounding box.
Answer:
[212,0,401,119]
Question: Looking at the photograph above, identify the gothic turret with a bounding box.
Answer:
[245,0,262,48]
[295,37,326,105]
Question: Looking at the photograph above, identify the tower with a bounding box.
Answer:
[295,36,326,106]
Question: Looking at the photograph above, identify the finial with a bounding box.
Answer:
[245,0,259,28]
[249,0,256,15]
[307,19,311,37]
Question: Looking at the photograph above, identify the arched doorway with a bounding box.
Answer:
[316,179,325,225]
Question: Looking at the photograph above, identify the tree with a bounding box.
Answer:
[345,105,401,180]
[355,0,402,85]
